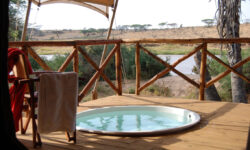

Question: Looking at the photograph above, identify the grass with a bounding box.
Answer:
[33,46,73,55]
[33,43,250,56]
[79,82,116,102]
[143,43,250,55]
[141,84,171,97]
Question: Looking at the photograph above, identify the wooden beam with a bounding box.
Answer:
[115,43,122,95]
[73,46,79,73]
[122,38,250,44]
[206,50,250,83]
[9,38,250,47]
[27,47,52,71]
[141,43,203,69]
[139,45,200,91]
[139,65,200,93]
[58,48,77,72]
[21,0,32,41]
[206,56,250,88]
[77,46,119,94]
[135,43,141,95]
[9,40,122,47]
[78,44,118,101]
[199,43,207,101]
[91,0,119,99]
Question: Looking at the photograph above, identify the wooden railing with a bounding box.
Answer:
[9,40,123,102]
[123,38,250,100]
[9,38,250,101]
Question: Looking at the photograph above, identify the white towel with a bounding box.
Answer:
[38,72,78,133]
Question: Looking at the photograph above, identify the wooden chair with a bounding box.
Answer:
[12,53,42,147]
[12,53,76,148]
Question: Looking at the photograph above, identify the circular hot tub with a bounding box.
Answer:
[76,106,200,136]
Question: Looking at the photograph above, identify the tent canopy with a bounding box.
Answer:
[30,0,115,18]
[21,0,118,41]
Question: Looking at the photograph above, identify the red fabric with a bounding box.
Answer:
[8,48,33,132]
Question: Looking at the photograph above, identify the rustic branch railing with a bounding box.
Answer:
[9,38,250,101]
[122,38,250,100]
[9,40,123,102]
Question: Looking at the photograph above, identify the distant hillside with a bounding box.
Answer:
[29,24,250,41]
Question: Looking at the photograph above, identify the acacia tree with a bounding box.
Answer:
[201,19,215,27]
[159,22,167,29]
[217,0,247,103]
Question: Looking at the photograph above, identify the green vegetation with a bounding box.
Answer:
[29,45,169,101]
[30,45,169,83]
[9,0,25,41]
[142,84,170,97]
[145,44,250,55]
[207,51,250,101]
[201,19,215,27]
[145,44,194,55]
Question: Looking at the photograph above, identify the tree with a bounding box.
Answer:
[130,24,142,31]
[167,23,178,28]
[97,28,107,36]
[217,0,247,103]
[9,0,25,41]
[201,19,215,27]
[117,25,129,33]
[143,24,152,30]
[158,22,167,29]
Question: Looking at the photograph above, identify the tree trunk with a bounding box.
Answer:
[228,44,247,103]
[217,0,247,103]
[0,0,27,149]
[194,51,221,101]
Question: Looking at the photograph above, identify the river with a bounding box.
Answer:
[40,54,197,76]
[158,55,196,75]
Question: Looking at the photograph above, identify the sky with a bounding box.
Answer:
[28,0,250,30]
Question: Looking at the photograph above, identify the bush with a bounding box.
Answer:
[144,84,170,96]
[29,45,170,88]
[120,45,169,79]
[128,88,135,94]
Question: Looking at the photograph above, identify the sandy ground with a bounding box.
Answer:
[31,24,250,40]
[154,75,199,98]
[120,75,200,99]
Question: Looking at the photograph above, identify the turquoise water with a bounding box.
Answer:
[76,110,192,132]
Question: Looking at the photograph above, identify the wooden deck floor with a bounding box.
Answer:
[17,94,250,150]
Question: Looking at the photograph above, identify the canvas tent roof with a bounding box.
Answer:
[30,0,115,18]
[21,0,117,41]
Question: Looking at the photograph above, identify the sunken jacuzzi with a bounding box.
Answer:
[76,106,200,136]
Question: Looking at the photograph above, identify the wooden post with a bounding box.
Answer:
[21,0,32,41]
[115,43,122,95]
[206,56,250,88]
[199,43,207,100]
[78,46,119,94]
[73,46,79,73]
[135,43,141,95]
[78,45,118,101]
[91,0,119,99]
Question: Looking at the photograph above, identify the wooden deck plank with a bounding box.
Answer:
[17,94,250,150]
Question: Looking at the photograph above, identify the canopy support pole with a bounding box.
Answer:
[21,0,32,41]
[92,0,119,100]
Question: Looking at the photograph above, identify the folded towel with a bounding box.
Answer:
[38,72,78,133]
